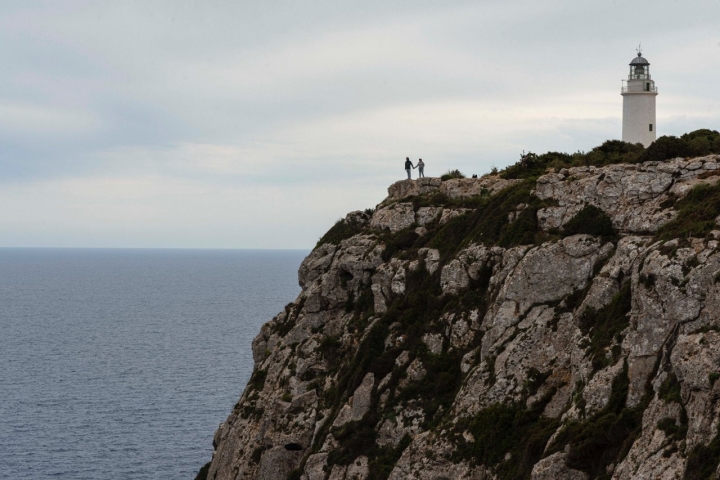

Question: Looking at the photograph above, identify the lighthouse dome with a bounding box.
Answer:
[630,52,650,66]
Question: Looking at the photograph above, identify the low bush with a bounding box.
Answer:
[658,372,682,404]
[640,129,720,163]
[685,424,720,479]
[655,182,720,241]
[451,396,560,479]
[441,169,466,181]
[563,204,616,238]
[316,217,365,249]
[194,462,211,480]
[578,282,632,372]
[550,363,646,479]
[381,229,420,261]
[499,130,720,180]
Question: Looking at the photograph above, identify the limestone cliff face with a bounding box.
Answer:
[205,156,720,480]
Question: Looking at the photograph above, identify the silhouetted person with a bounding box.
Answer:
[405,157,414,179]
[417,159,425,177]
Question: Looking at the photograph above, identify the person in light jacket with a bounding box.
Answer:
[417,158,425,178]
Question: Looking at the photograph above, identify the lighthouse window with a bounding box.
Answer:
[649,124,653,132]
[645,83,650,91]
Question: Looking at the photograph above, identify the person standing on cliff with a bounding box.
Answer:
[405,157,414,179]
[417,158,425,178]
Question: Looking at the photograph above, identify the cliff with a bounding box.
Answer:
[202,154,720,480]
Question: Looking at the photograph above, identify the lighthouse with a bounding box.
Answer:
[621,49,658,147]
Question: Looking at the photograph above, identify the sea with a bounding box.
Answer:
[0,248,308,479]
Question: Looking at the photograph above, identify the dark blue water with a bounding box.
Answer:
[0,248,307,479]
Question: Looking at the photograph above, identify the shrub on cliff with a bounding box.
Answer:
[655,182,720,240]
[441,169,465,181]
[500,129,720,180]
[316,218,364,248]
[500,141,644,180]
[562,204,615,238]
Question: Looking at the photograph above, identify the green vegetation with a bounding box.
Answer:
[314,264,486,478]
[419,179,557,261]
[655,182,720,241]
[685,424,720,479]
[562,205,616,238]
[194,462,211,480]
[657,413,687,443]
[318,336,342,363]
[327,424,411,480]
[441,169,466,181]
[550,362,647,480]
[524,368,552,397]
[250,369,267,391]
[641,129,720,162]
[316,217,365,249]
[374,266,468,423]
[451,396,560,480]
[380,228,420,262]
[639,273,656,289]
[658,372,682,404]
[578,282,632,372]
[500,141,645,180]
[289,129,720,479]
[394,350,465,428]
[499,130,720,180]
[411,191,487,210]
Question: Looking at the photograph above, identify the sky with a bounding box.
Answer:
[1,0,719,249]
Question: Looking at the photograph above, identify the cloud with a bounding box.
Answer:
[0,101,100,136]
[0,0,718,247]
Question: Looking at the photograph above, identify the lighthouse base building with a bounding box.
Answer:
[621,51,658,147]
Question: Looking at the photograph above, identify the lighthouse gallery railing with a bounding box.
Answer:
[621,84,658,94]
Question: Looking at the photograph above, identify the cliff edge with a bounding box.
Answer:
[203,155,720,480]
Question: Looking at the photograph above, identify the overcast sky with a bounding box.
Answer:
[1,0,719,249]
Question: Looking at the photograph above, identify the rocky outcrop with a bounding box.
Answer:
[204,156,720,480]
[385,176,521,203]
[534,156,720,233]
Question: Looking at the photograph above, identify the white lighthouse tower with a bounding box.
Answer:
[621,48,658,147]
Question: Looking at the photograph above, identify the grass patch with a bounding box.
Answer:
[524,368,552,396]
[562,204,616,238]
[272,298,306,338]
[655,182,720,241]
[319,264,483,477]
[327,424,412,480]
[411,192,486,210]
[549,362,646,479]
[684,423,720,479]
[578,282,632,372]
[318,336,342,364]
[316,217,366,249]
[249,369,267,392]
[194,461,211,480]
[393,350,464,428]
[423,179,556,260]
[380,228,420,261]
[451,394,560,479]
[658,372,682,404]
[658,413,688,442]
